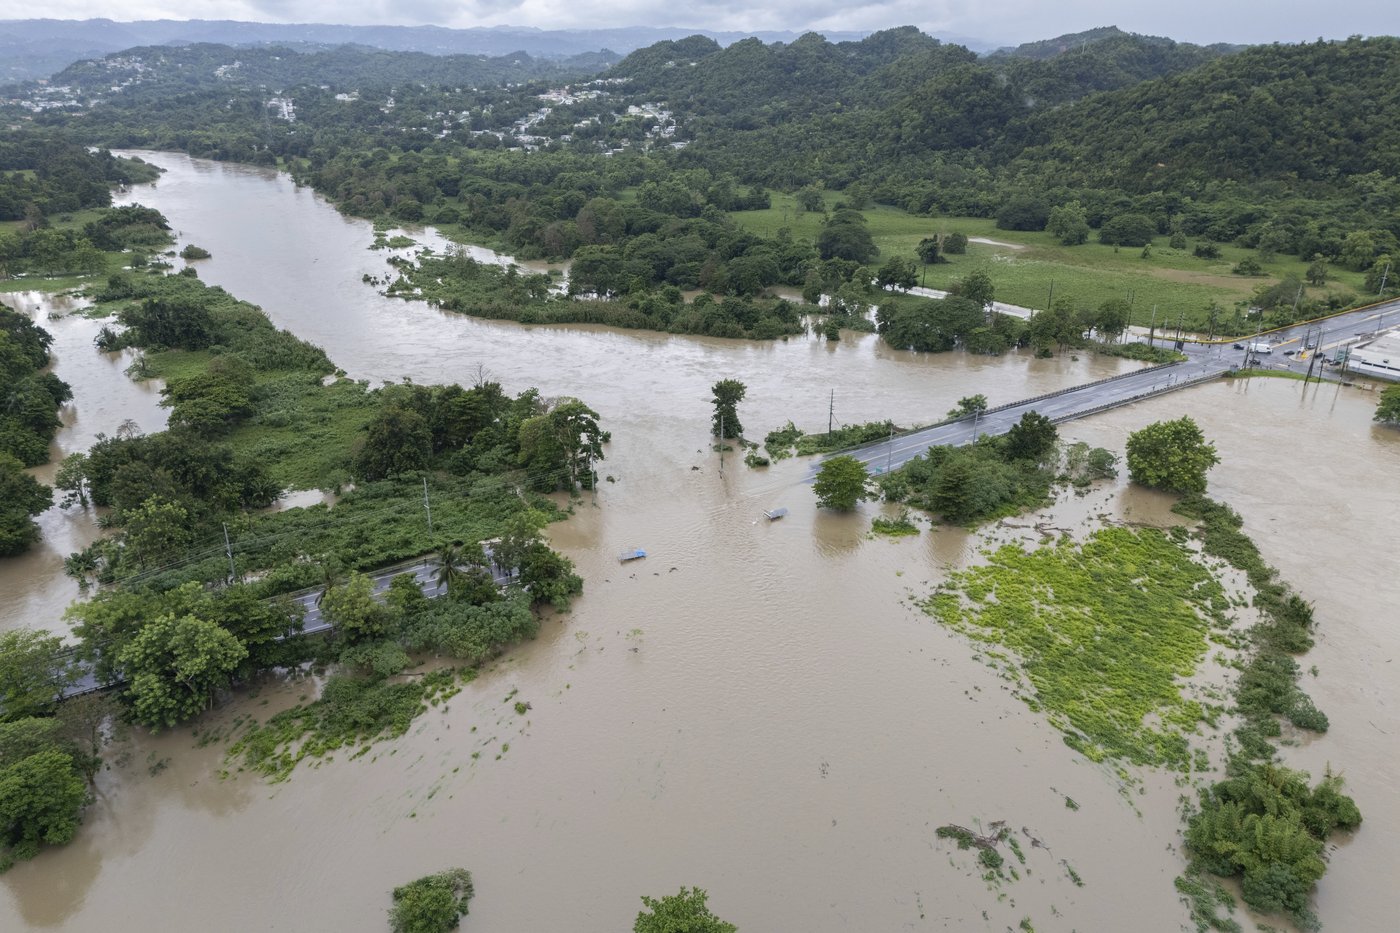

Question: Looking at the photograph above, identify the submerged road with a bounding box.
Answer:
[812,297,1400,479]
[813,355,1231,478]
[60,554,515,698]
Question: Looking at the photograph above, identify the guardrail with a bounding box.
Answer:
[1042,370,1225,427]
[834,358,1189,459]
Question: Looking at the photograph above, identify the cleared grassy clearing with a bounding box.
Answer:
[732,195,1367,329]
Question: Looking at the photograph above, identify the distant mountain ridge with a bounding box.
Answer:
[0,18,942,82]
[990,25,1238,59]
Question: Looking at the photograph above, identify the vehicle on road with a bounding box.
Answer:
[1248,342,1273,354]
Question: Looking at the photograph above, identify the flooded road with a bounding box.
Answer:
[1,154,1396,932]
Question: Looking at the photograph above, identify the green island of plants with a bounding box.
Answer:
[1167,494,1360,931]
[926,526,1228,769]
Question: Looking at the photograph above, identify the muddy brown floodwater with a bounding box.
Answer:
[0,291,168,634]
[0,153,1396,932]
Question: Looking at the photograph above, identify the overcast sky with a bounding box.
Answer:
[3,0,1398,46]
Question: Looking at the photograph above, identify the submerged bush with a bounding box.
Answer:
[389,868,474,933]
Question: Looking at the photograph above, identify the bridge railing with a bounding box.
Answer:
[833,358,1187,459]
[1042,370,1225,427]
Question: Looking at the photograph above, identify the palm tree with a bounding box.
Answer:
[315,557,343,607]
[434,542,464,597]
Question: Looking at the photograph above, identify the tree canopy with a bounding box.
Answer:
[388,868,475,933]
[634,887,737,933]
[1125,417,1220,494]
[711,379,746,439]
[813,455,873,511]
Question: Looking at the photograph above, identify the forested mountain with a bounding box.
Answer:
[985,28,1238,106]
[1014,37,1400,191]
[49,43,616,99]
[988,25,1238,61]
[0,18,877,83]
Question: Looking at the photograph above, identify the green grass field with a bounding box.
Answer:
[733,193,1369,331]
[140,347,376,490]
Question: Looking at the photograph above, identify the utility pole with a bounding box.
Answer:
[1174,310,1186,349]
[1381,261,1392,297]
[1046,280,1054,316]
[222,523,236,584]
[827,389,835,436]
[886,424,894,473]
[422,476,433,535]
[1148,305,1158,347]
[1304,328,1320,385]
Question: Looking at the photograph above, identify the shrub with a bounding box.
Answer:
[389,868,474,933]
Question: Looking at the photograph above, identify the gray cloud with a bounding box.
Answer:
[4,0,1397,45]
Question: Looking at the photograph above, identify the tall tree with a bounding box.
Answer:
[0,748,89,870]
[1002,411,1058,463]
[0,454,52,557]
[1125,417,1219,493]
[953,270,994,310]
[117,614,247,730]
[0,630,75,722]
[813,455,873,511]
[356,404,432,481]
[711,379,747,438]
[320,573,397,644]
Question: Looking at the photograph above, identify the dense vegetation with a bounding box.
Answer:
[1169,495,1359,929]
[635,887,737,933]
[0,133,158,222]
[18,30,1398,337]
[876,413,1107,524]
[0,630,110,872]
[388,867,474,933]
[0,306,70,466]
[391,245,804,339]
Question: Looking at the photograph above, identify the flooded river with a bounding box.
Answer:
[1,153,1397,932]
[0,291,167,632]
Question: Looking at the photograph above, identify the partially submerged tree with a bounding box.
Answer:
[1125,416,1220,494]
[389,867,475,933]
[116,613,247,730]
[813,455,873,511]
[1002,411,1058,463]
[0,630,76,721]
[711,379,747,439]
[634,887,737,933]
[1373,385,1400,424]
